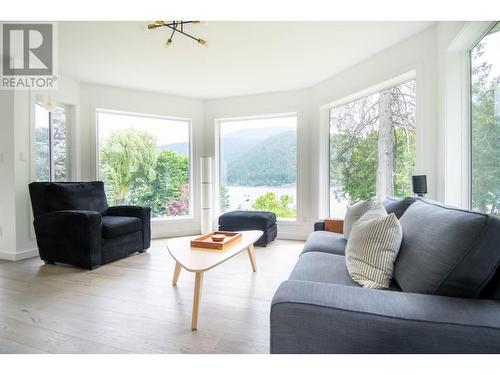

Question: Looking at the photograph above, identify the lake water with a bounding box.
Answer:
[226,186,349,219]
[226,186,296,211]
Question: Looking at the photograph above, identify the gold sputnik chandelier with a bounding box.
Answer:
[147,21,206,47]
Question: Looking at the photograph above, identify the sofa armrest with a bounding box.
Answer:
[271,280,500,353]
[34,210,103,269]
[314,219,325,231]
[107,205,151,249]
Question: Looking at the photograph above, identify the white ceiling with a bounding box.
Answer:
[59,21,433,99]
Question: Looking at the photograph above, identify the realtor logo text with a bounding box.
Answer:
[1,23,58,90]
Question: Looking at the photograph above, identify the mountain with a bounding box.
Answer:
[221,127,292,163]
[225,130,296,186]
[160,128,297,186]
[160,127,290,161]
[160,142,189,157]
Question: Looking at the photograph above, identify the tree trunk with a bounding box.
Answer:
[376,89,394,201]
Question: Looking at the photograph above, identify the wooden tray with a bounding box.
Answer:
[190,231,242,250]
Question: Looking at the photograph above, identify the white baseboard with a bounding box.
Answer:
[0,248,39,261]
[277,232,308,241]
[152,228,200,239]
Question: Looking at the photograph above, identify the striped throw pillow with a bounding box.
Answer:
[346,207,403,289]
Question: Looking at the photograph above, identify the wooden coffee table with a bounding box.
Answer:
[167,230,263,330]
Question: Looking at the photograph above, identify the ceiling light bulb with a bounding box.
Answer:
[165,39,173,47]
[147,23,157,30]
[197,38,207,46]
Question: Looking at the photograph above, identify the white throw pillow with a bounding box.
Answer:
[343,198,380,239]
[345,206,402,289]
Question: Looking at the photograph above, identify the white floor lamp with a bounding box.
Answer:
[200,156,213,234]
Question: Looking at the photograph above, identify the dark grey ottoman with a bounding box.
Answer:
[218,211,277,247]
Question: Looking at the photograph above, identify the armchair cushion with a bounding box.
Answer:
[45,182,109,214]
[101,216,142,239]
[107,205,151,249]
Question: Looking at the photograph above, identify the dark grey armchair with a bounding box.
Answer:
[29,181,151,269]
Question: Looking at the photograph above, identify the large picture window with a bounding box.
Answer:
[470,22,500,215]
[97,110,191,219]
[219,115,297,219]
[34,103,70,182]
[329,79,417,217]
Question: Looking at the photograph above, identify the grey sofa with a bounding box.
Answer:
[270,197,500,353]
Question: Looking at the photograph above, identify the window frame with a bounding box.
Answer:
[214,112,299,223]
[324,71,417,217]
[468,21,500,213]
[95,108,194,221]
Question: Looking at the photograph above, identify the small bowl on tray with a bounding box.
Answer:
[211,234,226,242]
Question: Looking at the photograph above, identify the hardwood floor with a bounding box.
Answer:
[0,238,304,354]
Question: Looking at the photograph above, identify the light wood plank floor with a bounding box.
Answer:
[0,238,304,354]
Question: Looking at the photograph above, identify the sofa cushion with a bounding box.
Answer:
[218,210,276,229]
[394,199,500,298]
[290,252,401,291]
[290,252,360,287]
[101,216,142,239]
[45,182,109,214]
[301,231,347,256]
[383,196,417,219]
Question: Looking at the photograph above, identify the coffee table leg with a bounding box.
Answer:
[191,271,204,330]
[172,261,182,286]
[247,244,257,272]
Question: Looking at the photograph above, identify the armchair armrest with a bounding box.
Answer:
[107,205,151,249]
[34,210,102,269]
[271,280,500,353]
[107,205,151,219]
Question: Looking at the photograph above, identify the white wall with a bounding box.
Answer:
[78,83,205,238]
[312,24,439,213]
[0,76,81,260]
[0,91,17,259]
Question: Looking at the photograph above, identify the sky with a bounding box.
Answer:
[219,115,297,136]
[98,111,190,145]
[476,28,500,81]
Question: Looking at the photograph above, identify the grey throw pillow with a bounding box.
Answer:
[346,206,402,289]
[343,198,379,239]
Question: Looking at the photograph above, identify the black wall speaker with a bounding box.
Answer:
[412,175,427,197]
